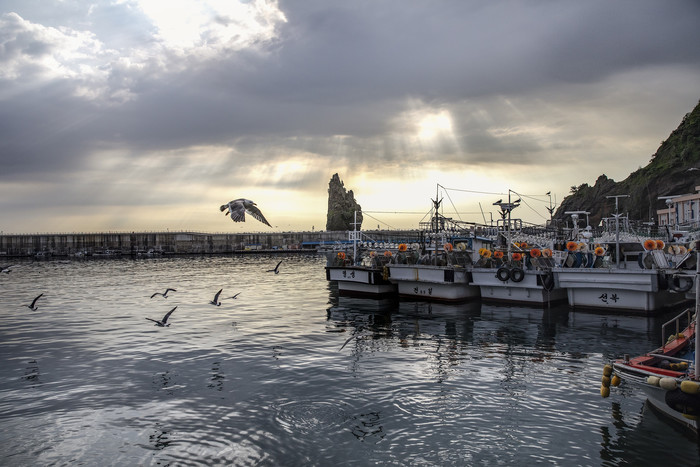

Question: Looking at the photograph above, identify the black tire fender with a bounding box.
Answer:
[510,267,525,283]
[670,275,693,293]
[496,267,510,282]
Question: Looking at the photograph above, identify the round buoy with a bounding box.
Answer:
[681,380,700,395]
[601,385,610,398]
[611,375,621,387]
[602,364,613,377]
[601,376,611,387]
[659,377,678,391]
[647,376,661,386]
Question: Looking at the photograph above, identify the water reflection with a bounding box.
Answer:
[1,255,698,465]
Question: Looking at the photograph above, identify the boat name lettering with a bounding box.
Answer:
[598,293,619,303]
[413,287,433,296]
[342,270,356,278]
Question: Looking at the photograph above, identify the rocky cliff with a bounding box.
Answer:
[554,100,700,226]
[326,173,363,231]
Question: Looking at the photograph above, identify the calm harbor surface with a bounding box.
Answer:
[1,254,699,466]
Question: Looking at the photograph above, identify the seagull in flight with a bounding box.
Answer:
[210,288,223,306]
[1,264,15,274]
[25,293,44,311]
[267,260,282,274]
[224,292,241,300]
[220,198,271,227]
[150,288,176,299]
[145,306,177,327]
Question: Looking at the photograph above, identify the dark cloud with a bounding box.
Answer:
[1,1,700,231]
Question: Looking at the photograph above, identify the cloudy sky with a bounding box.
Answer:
[1,0,699,234]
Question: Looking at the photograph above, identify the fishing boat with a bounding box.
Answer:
[554,206,691,313]
[470,196,567,306]
[607,258,699,432]
[387,197,481,302]
[325,212,398,298]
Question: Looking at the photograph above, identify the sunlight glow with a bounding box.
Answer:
[135,0,287,52]
[418,111,453,141]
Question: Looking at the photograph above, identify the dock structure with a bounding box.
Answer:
[0,230,420,257]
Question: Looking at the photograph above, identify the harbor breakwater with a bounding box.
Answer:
[0,229,422,257]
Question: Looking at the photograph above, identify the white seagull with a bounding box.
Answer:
[1,264,15,274]
[150,288,177,299]
[145,306,177,327]
[220,198,272,227]
[210,288,223,306]
[25,293,44,311]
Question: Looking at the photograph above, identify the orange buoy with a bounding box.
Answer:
[643,239,657,251]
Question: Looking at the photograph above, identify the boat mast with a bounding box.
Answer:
[695,249,699,380]
[349,210,361,266]
[606,195,629,269]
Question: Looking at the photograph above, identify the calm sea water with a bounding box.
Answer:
[1,254,698,466]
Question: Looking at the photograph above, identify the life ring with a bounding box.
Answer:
[669,275,693,293]
[656,240,665,250]
[337,251,346,260]
[510,267,525,283]
[566,241,578,252]
[643,239,657,251]
[541,272,555,291]
[398,243,407,252]
[456,242,467,251]
[594,246,605,257]
[496,267,510,282]
[493,250,504,259]
[530,248,541,258]
[542,248,553,258]
[511,252,523,262]
[444,243,453,252]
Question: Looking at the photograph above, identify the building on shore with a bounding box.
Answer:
[657,185,700,231]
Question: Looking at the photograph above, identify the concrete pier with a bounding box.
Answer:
[0,230,422,257]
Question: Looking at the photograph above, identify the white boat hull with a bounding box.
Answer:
[387,264,480,302]
[471,268,567,305]
[555,268,689,312]
[326,266,397,298]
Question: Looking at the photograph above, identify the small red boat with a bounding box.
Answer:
[608,305,700,432]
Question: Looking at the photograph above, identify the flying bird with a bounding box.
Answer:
[1,264,15,274]
[267,260,282,274]
[210,288,223,306]
[145,306,177,327]
[25,293,44,311]
[220,198,272,227]
[224,292,241,300]
[150,288,177,299]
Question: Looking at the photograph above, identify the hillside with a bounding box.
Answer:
[553,100,700,226]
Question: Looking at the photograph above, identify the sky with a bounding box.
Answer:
[1,0,699,234]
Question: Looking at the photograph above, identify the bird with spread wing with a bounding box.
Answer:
[220,198,271,227]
